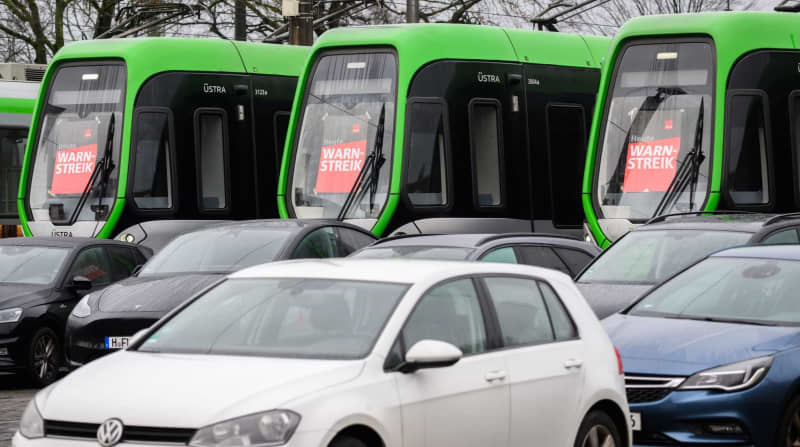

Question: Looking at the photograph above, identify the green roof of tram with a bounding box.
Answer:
[314,24,610,69]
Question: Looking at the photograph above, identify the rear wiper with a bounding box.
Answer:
[68,114,116,225]
[337,104,387,221]
[652,97,705,218]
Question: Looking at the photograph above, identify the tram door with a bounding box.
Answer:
[403,61,528,223]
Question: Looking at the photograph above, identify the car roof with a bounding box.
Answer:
[190,219,371,234]
[230,258,569,284]
[0,236,138,249]
[712,244,800,261]
[638,213,789,233]
[365,233,588,250]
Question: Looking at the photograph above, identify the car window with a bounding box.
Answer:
[293,227,339,259]
[516,246,570,275]
[68,247,111,286]
[108,247,139,281]
[761,228,800,245]
[554,248,594,276]
[334,227,376,256]
[403,279,486,355]
[538,281,577,340]
[483,277,554,347]
[480,246,518,264]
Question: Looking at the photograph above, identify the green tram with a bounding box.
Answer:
[278,24,609,236]
[18,38,308,240]
[0,63,45,237]
[583,12,800,247]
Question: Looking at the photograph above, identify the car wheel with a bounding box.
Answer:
[575,410,622,447]
[330,436,368,447]
[26,327,61,387]
[778,394,800,446]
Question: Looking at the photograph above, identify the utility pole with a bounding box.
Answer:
[234,0,247,40]
[406,0,419,22]
[284,0,313,45]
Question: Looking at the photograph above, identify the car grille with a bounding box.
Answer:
[625,375,685,404]
[45,420,195,445]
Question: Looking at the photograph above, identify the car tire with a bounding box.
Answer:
[26,327,62,387]
[574,410,622,447]
[778,394,800,446]
[330,435,369,447]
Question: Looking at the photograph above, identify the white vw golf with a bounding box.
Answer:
[14,259,630,447]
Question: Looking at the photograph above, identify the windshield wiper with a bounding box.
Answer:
[652,98,705,218]
[67,114,116,226]
[337,104,387,221]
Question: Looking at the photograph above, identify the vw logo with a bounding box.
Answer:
[96,418,124,447]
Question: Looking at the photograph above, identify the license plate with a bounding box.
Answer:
[104,337,130,349]
[630,412,641,431]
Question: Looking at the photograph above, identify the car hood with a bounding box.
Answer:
[39,351,365,428]
[603,314,800,376]
[97,274,223,313]
[0,284,51,309]
[576,282,653,319]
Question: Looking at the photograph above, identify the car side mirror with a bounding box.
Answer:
[70,276,92,291]
[400,340,462,373]
[129,329,149,347]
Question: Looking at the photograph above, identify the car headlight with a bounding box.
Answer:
[19,399,44,439]
[0,308,22,323]
[189,410,301,447]
[71,295,92,318]
[679,356,773,392]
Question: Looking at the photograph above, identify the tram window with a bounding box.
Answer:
[405,100,448,206]
[469,100,503,207]
[791,92,800,201]
[195,110,229,211]
[547,105,586,227]
[132,110,173,209]
[0,128,26,216]
[726,93,770,205]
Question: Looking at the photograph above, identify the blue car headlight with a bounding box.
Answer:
[679,356,773,392]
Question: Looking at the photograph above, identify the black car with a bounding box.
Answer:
[66,219,376,366]
[350,233,599,277]
[577,212,800,319]
[0,237,149,386]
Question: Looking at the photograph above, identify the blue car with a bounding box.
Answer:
[603,245,800,446]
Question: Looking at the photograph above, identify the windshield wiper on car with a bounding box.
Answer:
[66,113,116,225]
[337,104,387,221]
[652,98,705,218]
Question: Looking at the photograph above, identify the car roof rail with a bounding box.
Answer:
[763,212,800,226]
[369,233,445,246]
[645,210,758,225]
[476,232,581,245]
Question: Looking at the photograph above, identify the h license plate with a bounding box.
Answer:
[630,412,641,431]
[104,337,130,349]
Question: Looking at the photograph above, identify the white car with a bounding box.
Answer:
[14,259,630,447]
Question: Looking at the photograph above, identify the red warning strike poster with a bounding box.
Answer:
[315,140,367,193]
[51,144,98,194]
[623,116,682,193]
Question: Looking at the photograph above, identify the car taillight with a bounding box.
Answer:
[614,347,624,375]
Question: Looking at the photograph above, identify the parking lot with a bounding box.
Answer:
[0,375,33,447]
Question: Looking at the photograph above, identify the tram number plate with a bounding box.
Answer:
[104,336,130,349]
[630,412,641,431]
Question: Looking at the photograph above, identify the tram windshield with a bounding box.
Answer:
[595,42,713,221]
[28,64,125,225]
[290,51,396,220]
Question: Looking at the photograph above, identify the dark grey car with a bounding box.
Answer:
[577,212,800,319]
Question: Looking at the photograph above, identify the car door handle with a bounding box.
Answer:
[484,370,507,382]
[563,359,583,370]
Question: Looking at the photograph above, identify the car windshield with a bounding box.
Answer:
[350,246,473,261]
[630,257,800,326]
[0,246,69,285]
[28,64,125,224]
[289,52,396,220]
[139,227,296,276]
[138,278,407,359]
[595,42,713,221]
[579,229,751,285]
